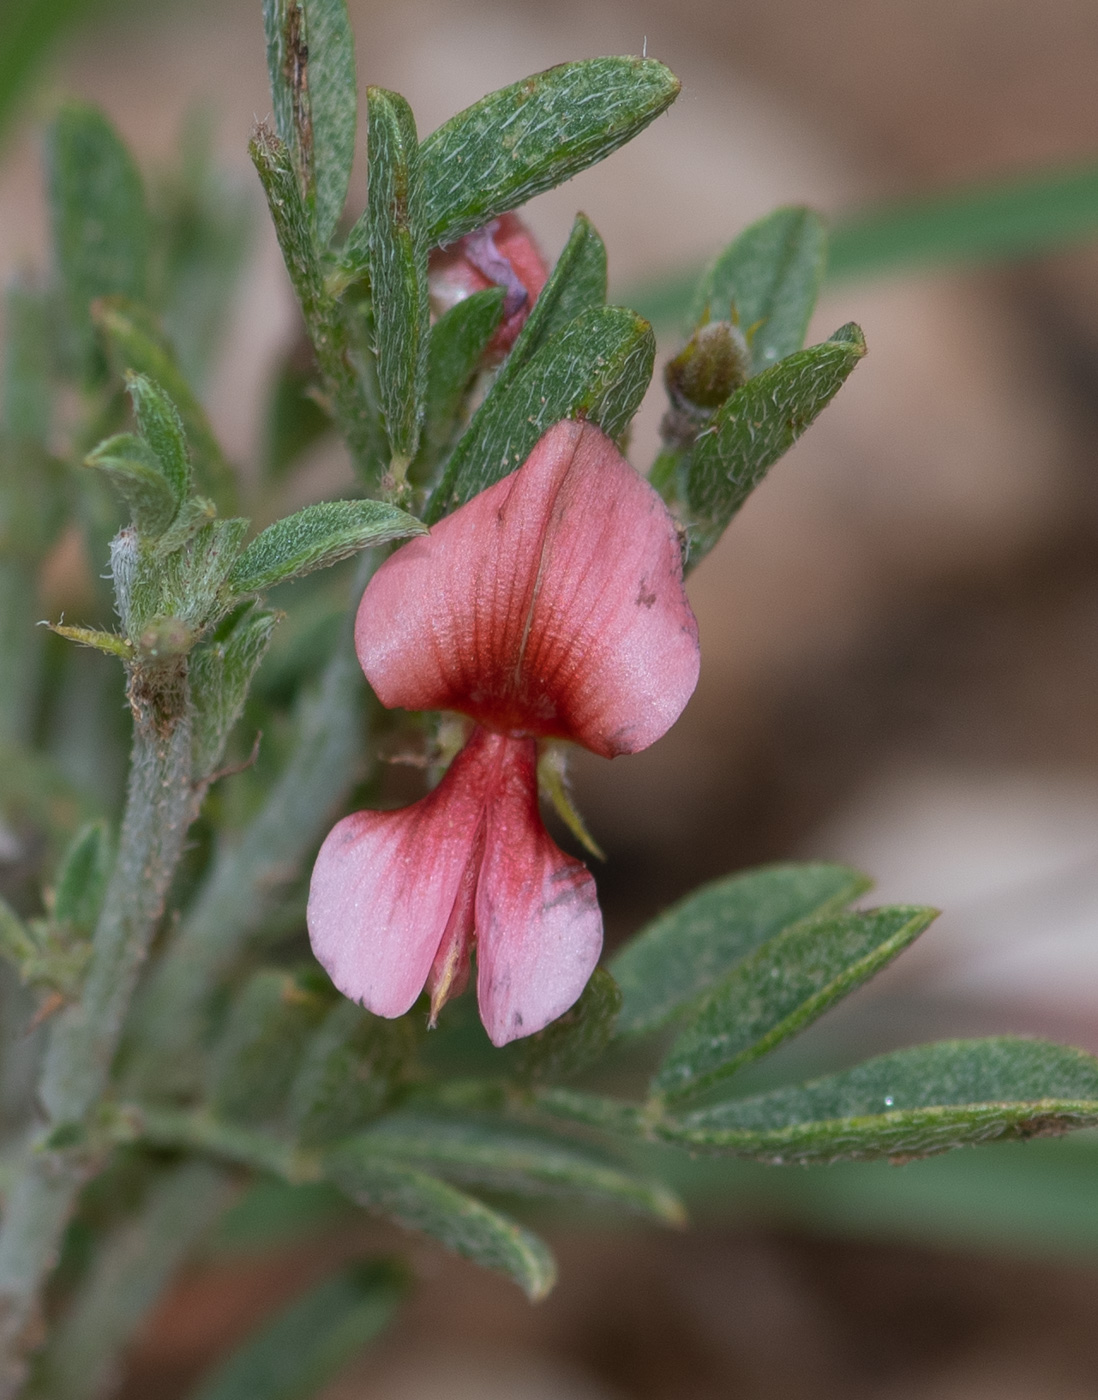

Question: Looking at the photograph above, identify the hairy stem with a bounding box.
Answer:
[0,674,195,1398]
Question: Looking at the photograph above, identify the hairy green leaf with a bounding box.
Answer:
[190,609,277,781]
[428,304,654,520]
[325,1151,556,1298]
[349,1111,683,1223]
[508,967,622,1084]
[52,820,112,932]
[655,905,938,1102]
[85,433,177,537]
[689,206,827,372]
[502,213,608,378]
[46,102,149,377]
[367,88,429,465]
[416,287,504,477]
[228,499,425,596]
[662,1039,1098,1163]
[682,323,866,563]
[421,57,680,245]
[289,1001,412,1147]
[126,373,190,503]
[612,862,870,1037]
[191,1260,405,1400]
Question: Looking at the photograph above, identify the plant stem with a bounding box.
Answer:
[0,676,195,1398]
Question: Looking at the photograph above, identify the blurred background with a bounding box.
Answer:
[7,0,1098,1394]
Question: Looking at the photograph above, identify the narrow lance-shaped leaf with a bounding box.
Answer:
[263,0,358,244]
[227,499,426,596]
[323,1150,556,1300]
[415,287,505,477]
[427,304,655,520]
[93,298,236,510]
[655,905,938,1103]
[682,323,866,565]
[347,1111,684,1224]
[190,608,277,781]
[191,1260,406,1400]
[126,373,191,504]
[689,206,827,372]
[85,433,178,538]
[421,57,680,246]
[46,103,149,377]
[367,87,430,466]
[661,1039,1098,1164]
[611,862,871,1037]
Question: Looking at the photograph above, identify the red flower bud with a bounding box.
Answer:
[428,212,549,360]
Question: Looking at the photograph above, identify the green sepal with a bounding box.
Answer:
[681,323,866,564]
[322,1150,556,1300]
[84,433,178,538]
[46,102,149,380]
[421,57,680,245]
[654,904,938,1103]
[52,820,112,933]
[366,87,429,466]
[125,372,191,503]
[427,304,654,521]
[191,1260,406,1400]
[688,206,827,372]
[93,298,235,510]
[415,287,504,478]
[660,1039,1098,1163]
[344,1111,683,1224]
[227,499,426,596]
[289,1001,415,1148]
[506,967,621,1085]
[190,608,277,781]
[207,968,331,1126]
[611,862,871,1038]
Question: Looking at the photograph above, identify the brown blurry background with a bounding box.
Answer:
[8,0,1098,1395]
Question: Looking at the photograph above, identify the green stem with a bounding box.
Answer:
[0,673,195,1398]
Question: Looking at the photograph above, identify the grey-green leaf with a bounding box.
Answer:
[324,1151,556,1299]
[508,966,622,1084]
[85,433,178,538]
[127,373,191,503]
[416,287,505,477]
[190,1260,405,1400]
[612,862,871,1037]
[682,323,866,564]
[421,57,680,246]
[347,1111,683,1224]
[190,609,277,781]
[367,87,429,465]
[228,499,425,596]
[501,213,609,380]
[655,905,938,1102]
[689,206,827,372]
[52,820,112,933]
[46,103,149,377]
[427,304,655,521]
[289,1001,412,1147]
[662,1039,1098,1164]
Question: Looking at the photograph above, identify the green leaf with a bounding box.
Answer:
[0,895,36,971]
[46,102,149,377]
[662,1039,1098,1164]
[227,499,426,596]
[93,298,235,509]
[190,1260,405,1400]
[427,304,655,521]
[655,905,938,1103]
[367,88,430,466]
[347,1112,683,1224]
[48,624,133,660]
[190,609,277,781]
[502,213,609,376]
[508,967,621,1084]
[126,373,191,503]
[416,288,504,477]
[688,206,827,372]
[262,0,357,246]
[3,282,52,446]
[682,324,866,563]
[52,820,111,932]
[207,969,330,1125]
[612,862,871,1038]
[85,433,178,537]
[323,1151,556,1299]
[289,1001,412,1147]
[421,57,680,246]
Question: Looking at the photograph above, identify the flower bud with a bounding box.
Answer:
[428,213,549,361]
[664,320,750,413]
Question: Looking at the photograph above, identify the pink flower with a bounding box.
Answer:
[307,420,699,1045]
[428,212,549,359]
